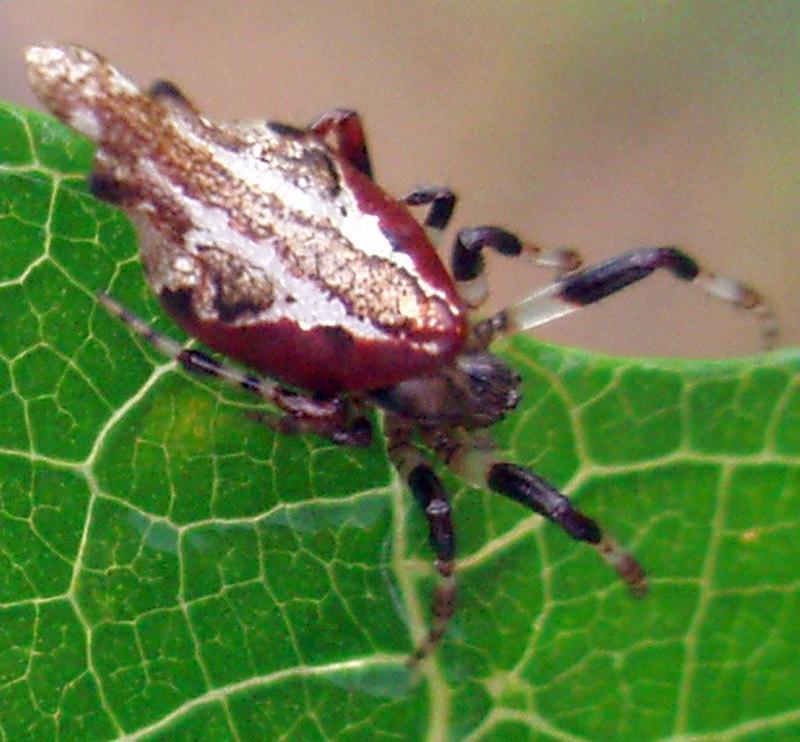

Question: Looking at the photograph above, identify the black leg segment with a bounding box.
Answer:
[476,243,777,349]
[452,227,523,281]
[451,226,582,310]
[385,415,459,665]
[408,464,456,567]
[97,292,373,447]
[560,247,698,305]
[487,463,647,597]
[406,461,456,666]
[403,186,457,232]
[488,463,601,543]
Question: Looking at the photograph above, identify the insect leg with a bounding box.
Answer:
[308,108,373,178]
[98,293,372,446]
[421,428,646,597]
[403,186,457,246]
[487,463,646,597]
[386,416,456,666]
[471,245,778,349]
[451,226,582,309]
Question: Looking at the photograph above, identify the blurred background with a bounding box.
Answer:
[2,1,798,357]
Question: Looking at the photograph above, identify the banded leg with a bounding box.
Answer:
[452,226,582,309]
[421,428,646,597]
[403,186,457,246]
[98,293,372,446]
[387,416,456,666]
[487,464,646,597]
[472,245,778,349]
[308,108,373,178]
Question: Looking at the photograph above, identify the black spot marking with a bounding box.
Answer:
[382,227,408,254]
[179,349,220,377]
[149,79,190,104]
[323,325,355,352]
[321,152,341,196]
[89,172,133,205]
[241,375,261,392]
[268,120,307,138]
[331,416,373,447]
[214,296,264,323]
[212,277,266,323]
[302,149,341,196]
[161,288,196,320]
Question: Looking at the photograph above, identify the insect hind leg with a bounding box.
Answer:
[97,293,372,447]
[451,226,582,309]
[423,428,647,598]
[471,245,778,349]
[403,186,457,247]
[386,415,456,666]
[487,463,647,598]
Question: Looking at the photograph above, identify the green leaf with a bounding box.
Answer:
[1,100,798,740]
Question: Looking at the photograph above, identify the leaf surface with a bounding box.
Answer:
[0,102,798,740]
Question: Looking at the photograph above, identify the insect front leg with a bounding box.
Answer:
[471,245,778,349]
[403,186,457,246]
[249,391,373,447]
[98,293,372,447]
[451,226,582,309]
[423,428,646,597]
[386,416,456,666]
[308,108,373,178]
[486,463,647,597]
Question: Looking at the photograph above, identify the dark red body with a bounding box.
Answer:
[162,162,469,395]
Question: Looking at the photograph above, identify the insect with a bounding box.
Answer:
[26,44,778,665]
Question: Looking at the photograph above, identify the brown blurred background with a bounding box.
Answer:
[2,1,798,357]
